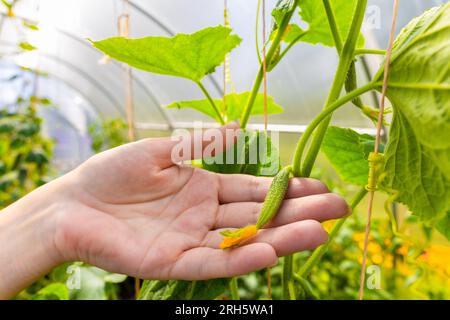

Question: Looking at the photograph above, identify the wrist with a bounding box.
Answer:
[0,175,71,298]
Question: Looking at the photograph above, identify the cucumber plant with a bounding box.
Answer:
[92,0,450,300]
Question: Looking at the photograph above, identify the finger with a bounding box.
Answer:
[148,121,240,168]
[167,243,278,280]
[215,193,350,229]
[204,220,328,256]
[217,174,328,204]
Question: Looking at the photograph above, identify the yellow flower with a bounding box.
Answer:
[353,232,366,242]
[368,242,382,254]
[397,262,413,276]
[219,225,258,249]
[419,245,450,276]
[383,255,393,269]
[371,253,383,265]
[397,245,409,256]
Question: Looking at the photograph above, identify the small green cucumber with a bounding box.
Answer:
[256,166,292,229]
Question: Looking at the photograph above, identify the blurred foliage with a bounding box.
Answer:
[0,105,53,208]
[14,262,127,300]
[88,118,128,153]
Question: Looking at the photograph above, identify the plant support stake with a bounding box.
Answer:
[118,0,136,142]
[358,0,399,301]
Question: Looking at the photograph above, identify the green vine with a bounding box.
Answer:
[295,0,368,177]
[240,0,300,128]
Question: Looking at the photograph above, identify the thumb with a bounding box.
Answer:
[151,121,240,168]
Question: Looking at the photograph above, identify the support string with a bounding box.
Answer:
[358,0,399,300]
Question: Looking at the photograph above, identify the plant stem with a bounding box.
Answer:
[297,187,368,278]
[255,0,262,64]
[292,82,375,176]
[282,255,296,300]
[282,1,349,294]
[240,0,300,128]
[296,0,368,177]
[229,277,240,300]
[196,81,225,125]
[322,0,343,52]
[355,48,386,56]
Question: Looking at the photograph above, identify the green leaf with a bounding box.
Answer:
[321,126,382,186]
[69,266,107,300]
[139,279,229,300]
[19,42,37,51]
[166,92,283,123]
[381,113,450,223]
[68,265,125,300]
[202,130,281,177]
[436,211,450,241]
[33,283,69,300]
[1,0,11,10]
[25,150,49,165]
[378,3,450,150]
[23,20,39,31]
[91,26,242,82]
[283,24,307,43]
[377,3,450,222]
[292,0,365,47]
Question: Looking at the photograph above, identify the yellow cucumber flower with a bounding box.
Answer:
[219,225,258,249]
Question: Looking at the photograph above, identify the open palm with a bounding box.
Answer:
[56,125,349,280]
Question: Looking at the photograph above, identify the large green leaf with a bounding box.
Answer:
[202,130,281,177]
[321,126,382,187]
[139,279,229,300]
[91,26,242,82]
[376,3,450,223]
[378,3,450,150]
[381,113,450,223]
[284,0,364,47]
[166,92,283,123]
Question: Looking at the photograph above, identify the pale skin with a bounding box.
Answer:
[0,122,349,299]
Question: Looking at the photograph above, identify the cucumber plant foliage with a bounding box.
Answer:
[283,0,365,47]
[378,5,450,224]
[166,92,283,123]
[322,126,384,187]
[91,26,241,82]
[92,1,450,300]
[322,4,450,227]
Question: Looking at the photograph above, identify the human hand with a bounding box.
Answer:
[0,123,349,297]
